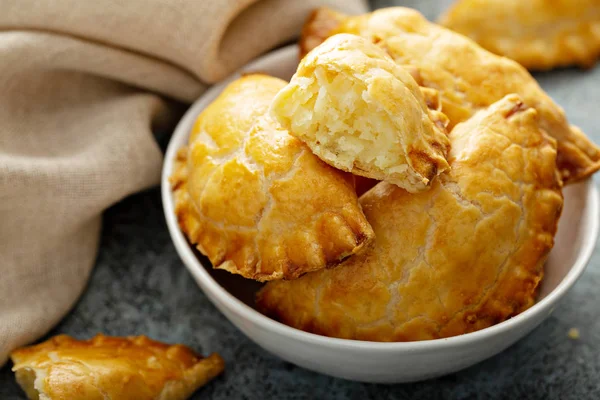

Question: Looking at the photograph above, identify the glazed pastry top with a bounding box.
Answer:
[439,0,600,70]
[172,74,374,281]
[10,334,225,400]
[258,95,564,342]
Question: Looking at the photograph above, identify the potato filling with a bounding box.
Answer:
[278,66,410,179]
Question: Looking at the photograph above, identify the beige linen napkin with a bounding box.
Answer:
[0,0,367,366]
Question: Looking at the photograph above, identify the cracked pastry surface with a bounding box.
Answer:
[271,34,450,193]
[257,95,564,342]
[299,7,600,184]
[10,334,224,400]
[439,0,600,70]
[171,74,374,282]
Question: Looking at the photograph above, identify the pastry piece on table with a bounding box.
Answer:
[271,34,450,193]
[299,7,600,184]
[257,95,564,341]
[439,0,600,71]
[10,334,224,400]
[171,74,374,282]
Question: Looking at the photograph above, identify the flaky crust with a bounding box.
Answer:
[257,95,564,341]
[171,74,374,281]
[299,7,600,183]
[10,334,224,400]
[439,0,600,70]
[271,34,450,192]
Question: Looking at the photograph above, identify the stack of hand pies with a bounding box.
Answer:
[172,7,600,342]
[12,4,599,400]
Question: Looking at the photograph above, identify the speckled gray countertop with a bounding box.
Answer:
[1,0,600,398]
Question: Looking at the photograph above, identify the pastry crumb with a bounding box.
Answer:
[567,328,580,340]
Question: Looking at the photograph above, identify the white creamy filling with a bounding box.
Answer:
[288,66,405,174]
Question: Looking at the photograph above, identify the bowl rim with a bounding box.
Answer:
[162,44,600,352]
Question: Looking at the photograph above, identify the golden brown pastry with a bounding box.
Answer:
[10,334,224,400]
[271,34,450,192]
[171,74,374,282]
[257,95,564,341]
[439,0,600,70]
[299,7,600,183]
[300,8,348,59]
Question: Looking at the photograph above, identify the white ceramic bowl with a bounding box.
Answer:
[161,45,600,383]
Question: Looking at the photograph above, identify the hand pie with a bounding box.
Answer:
[299,7,600,183]
[439,0,600,70]
[271,34,450,193]
[257,95,564,341]
[10,334,224,400]
[171,74,374,282]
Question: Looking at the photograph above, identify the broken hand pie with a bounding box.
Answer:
[439,0,600,70]
[299,7,600,183]
[257,95,564,341]
[10,334,224,400]
[271,34,450,193]
[171,74,374,281]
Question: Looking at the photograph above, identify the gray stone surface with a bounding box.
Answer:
[2,0,600,398]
